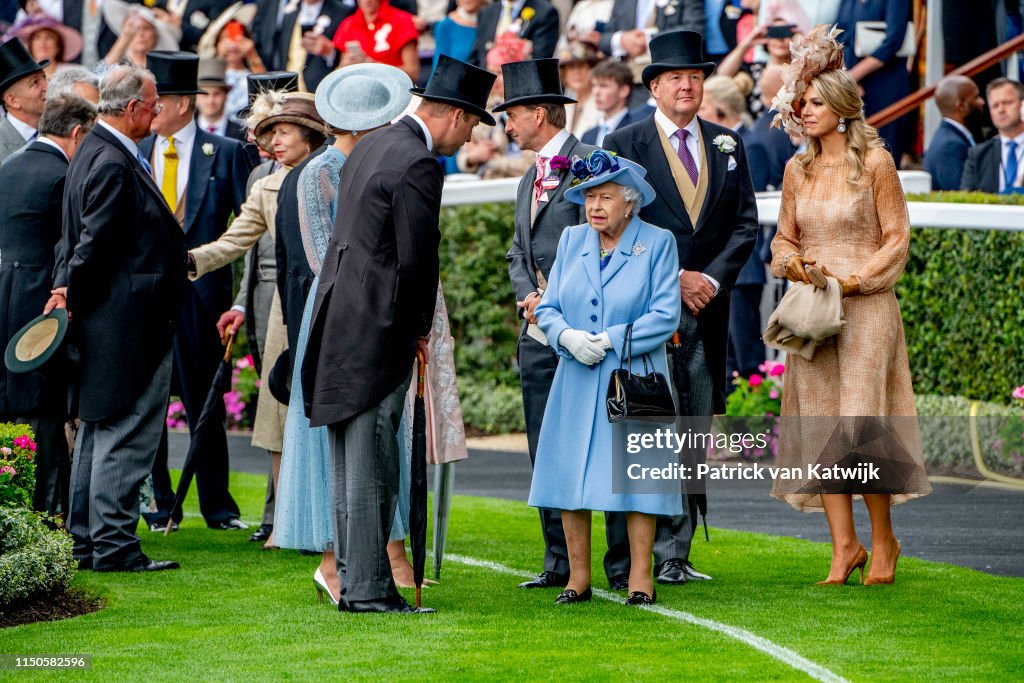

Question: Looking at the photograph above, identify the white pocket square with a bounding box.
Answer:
[727,155,737,171]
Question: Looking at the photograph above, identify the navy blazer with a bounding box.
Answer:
[580,108,639,146]
[742,114,795,193]
[139,128,251,314]
[960,136,1001,193]
[925,120,974,191]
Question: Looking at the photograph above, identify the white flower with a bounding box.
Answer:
[713,134,736,154]
[631,243,647,256]
[202,143,215,157]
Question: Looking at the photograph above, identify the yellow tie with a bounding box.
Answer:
[162,136,178,212]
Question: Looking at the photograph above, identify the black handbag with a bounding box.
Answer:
[606,324,676,422]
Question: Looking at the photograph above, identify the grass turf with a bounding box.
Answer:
[3,469,1022,681]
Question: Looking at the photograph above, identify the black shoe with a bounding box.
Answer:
[625,589,656,606]
[149,521,178,532]
[518,571,569,589]
[340,594,436,614]
[209,518,249,531]
[608,573,630,591]
[249,524,273,542]
[682,560,712,581]
[655,558,689,585]
[554,587,593,604]
[95,555,180,573]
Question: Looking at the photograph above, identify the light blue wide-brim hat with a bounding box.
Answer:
[314,63,413,133]
[564,153,657,208]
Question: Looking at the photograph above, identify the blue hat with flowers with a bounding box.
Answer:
[563,150,656,207]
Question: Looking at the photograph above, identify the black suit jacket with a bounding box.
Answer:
[924,120,973,191]
[469,0,560,67]
[62,0,116,63]
[255,0,353,90]
[580,108,639,146]
[960,136,1001,193]
[59,124,187,422]
[302,117,442,426]
[599,0,705,56]
[0,142,69,416]
[507,133,594,308]
[179,0,237,52]
[139,128,251,315]
[275,146,324,370]
[604,115,758,412]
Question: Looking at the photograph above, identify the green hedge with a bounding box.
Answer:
[0,507,76,610]
[901,192,1024,404]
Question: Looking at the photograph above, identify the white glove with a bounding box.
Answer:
[588,332,612,352]
[559,329,606,366]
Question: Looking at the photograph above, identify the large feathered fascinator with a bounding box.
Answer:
[244,89,289,133]
[771,24,846,136]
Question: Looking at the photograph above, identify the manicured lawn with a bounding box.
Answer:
[4,470,1021,681]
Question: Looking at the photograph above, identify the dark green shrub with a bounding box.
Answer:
[0,507,76,609]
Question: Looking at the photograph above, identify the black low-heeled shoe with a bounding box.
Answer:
[625,589,656,606]
[554,587,593,604]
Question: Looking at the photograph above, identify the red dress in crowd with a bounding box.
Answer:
[332,0,419,68]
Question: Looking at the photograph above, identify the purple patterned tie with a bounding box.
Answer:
[673,128,699,186]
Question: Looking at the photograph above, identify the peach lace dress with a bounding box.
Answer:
[768,148,931,511]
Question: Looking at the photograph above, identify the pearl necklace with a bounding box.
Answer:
[599,232,621,258]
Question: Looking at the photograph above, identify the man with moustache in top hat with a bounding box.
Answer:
[0,38,48,163]
[138,50,251,533]
[603,29,758,585]
[497,57,613,591]
[302,55,496,614]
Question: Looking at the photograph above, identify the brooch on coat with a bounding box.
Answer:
[202,143,215,157]
[631,243,647,256]
[712,134,737,154]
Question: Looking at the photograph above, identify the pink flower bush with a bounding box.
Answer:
[1,465,15,477]
[748,374,764,387]
[0,425,37,506]
[1012,385,1024,401]
[13,435,36,452]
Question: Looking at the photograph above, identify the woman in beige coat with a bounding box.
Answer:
[189,92,327,548]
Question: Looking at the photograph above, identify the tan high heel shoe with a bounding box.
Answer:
[816,545,868,585]
[864,541,901,585]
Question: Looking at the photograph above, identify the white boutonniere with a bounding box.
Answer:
[631,243,647,256]
[713,134,736,154]
[202,143,215,157]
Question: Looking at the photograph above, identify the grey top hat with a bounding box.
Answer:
[197,58,229,89]
[314,63,413,133]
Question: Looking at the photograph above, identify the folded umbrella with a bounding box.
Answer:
[410,350,428,608]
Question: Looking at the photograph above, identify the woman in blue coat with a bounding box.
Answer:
[530,151,681,607]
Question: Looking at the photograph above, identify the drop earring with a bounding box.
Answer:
[838,118,847,133]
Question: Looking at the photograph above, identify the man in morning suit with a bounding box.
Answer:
[0,94,96,517]
[581,59,640,147]
[924,75,982,191]
[499,58,606,590]
[302,55,496,614]
[251,0,353,92]
[56,64,186,572]
[0,38,48,164]
[604,30,757,584]
[139,51,251,532]
[468,0,560,68]
[598,0,704,65]
[961,78,1024,194]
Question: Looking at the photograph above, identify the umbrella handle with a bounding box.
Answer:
[416,350,426,399]
[221,329,237,363]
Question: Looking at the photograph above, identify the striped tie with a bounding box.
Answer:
[673,128,699,186]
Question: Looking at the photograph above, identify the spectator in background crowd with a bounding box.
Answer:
[163,0,237,54]
[0,93,96,517]
[924,75,982,191]
[717,17,794,117]
[12,0,118,67]
[10,13,83,78]
[431,0,483,73]
[559,39,600,136]
[469,0,560,68]
[103,0,182,67]
[835,0,912,167]
[598,0,705,79]
[0,38,47,164]
[961,78,1024,194]
[327,0,419,82]
[196,2,266,119]
[744,63,795,190]
[581,58,637,145]
[45,64,99,102]
[195,57,251,151]
[275,0,352,92]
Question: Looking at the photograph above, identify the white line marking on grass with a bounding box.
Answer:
[448,553,850,683]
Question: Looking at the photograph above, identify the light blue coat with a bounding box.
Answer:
[529,216,682,515]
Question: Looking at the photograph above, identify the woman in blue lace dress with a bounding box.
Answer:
[273,64,418,605]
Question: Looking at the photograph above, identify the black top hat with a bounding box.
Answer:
[4,309,68,374]
[641,30,716,90]
[411,54,497,126]
[236,71,299,117]
[493,59,576,112]
[146,51,208,95]
[0,37,48,97]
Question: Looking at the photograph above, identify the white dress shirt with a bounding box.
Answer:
[999,130,1024,192]
[942,117,975,147]
[408,114,434,152]
[655,108,702,175]
[297,0,326,26]
[97,119,141,160]
[152,120,198,205]
[37,136,69,161]
[535,128,571,175]
[7,113,37,143]
[198,115,228,137]
[596,106,629,146]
